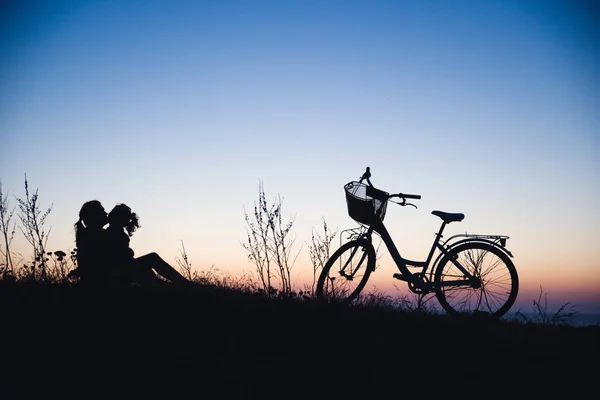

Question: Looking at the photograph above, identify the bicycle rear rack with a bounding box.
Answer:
[447,233,508,245]
[443,233,512,256]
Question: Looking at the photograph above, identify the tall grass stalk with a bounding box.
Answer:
[243,182,299,297]
[514,286,578,326]
[16,175,53,281]
[0,181,17,278]
[307,218,337,295]
[175,240,193,281]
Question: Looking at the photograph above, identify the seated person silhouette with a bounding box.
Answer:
[69,200,111,284]
[71,200,189,286]
[105,203,141,283]
[105,203,189,285]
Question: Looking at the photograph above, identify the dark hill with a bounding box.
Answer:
[1,282,598,399]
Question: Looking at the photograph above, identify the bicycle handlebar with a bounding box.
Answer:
[360,166,421,202]
[361,167,371,181]
[390,193,421,200]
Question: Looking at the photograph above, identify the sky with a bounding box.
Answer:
[1,0,598,313]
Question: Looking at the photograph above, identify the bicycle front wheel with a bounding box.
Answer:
[434,242,519,318]
[316,239,376,304]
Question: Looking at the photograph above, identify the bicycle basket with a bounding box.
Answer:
[344,181,389,225]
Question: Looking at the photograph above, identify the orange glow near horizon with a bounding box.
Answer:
[212,252,600,313]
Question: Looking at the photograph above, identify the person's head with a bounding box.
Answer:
[75,200,108,246]
[108,203,140,236]
[77,200,108,229]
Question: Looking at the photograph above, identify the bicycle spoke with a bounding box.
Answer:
[435,242,518,318]
[317,240,375,304]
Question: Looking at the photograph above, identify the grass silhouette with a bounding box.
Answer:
[0,279,598,399]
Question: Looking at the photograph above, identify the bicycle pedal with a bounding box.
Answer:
[393,273,410,282]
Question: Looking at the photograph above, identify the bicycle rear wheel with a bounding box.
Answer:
[316,239,376,304]
[434,242,518,318]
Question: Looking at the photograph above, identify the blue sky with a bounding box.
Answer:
[1,0,598,311]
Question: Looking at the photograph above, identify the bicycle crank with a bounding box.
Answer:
[393,272,431,294]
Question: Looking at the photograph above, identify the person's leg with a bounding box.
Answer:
[133,253,189,284]
[129,260,160,286]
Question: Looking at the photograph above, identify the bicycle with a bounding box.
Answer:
[316,167,519,318]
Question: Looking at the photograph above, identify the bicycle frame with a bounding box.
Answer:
[358,216,512,293]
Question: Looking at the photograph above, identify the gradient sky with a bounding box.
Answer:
[1,0,598,312]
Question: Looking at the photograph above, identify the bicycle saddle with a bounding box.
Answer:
[432,210,464,223]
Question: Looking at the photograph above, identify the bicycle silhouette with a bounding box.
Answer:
[316,167,519,318]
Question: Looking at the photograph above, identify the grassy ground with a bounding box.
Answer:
[1,280,598,399]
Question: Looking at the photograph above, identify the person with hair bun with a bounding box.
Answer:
[106,203,138,265]
[105,203,189,285]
